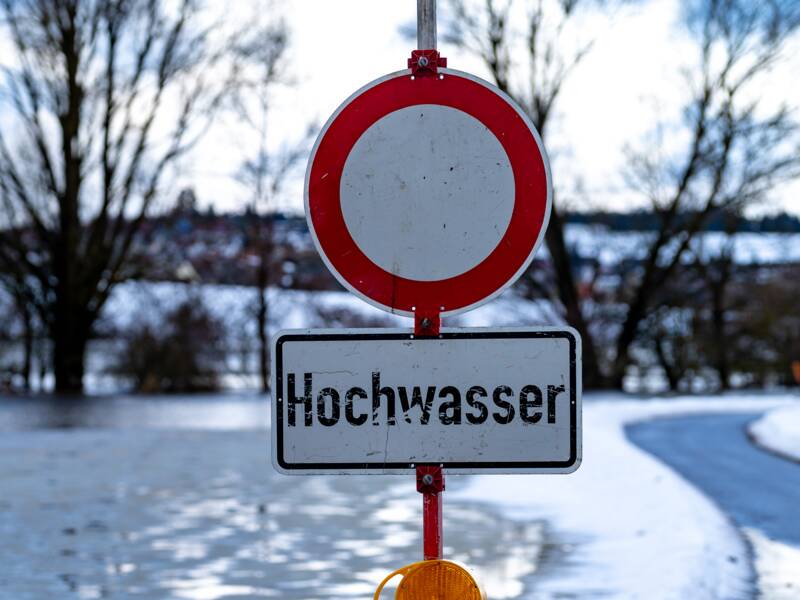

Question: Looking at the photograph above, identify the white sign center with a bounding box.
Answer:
[340,104,515,282]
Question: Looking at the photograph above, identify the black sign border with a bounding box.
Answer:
[274,330,579,471]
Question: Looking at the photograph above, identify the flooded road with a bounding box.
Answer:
[0,395,546,599]
[0,393,270,431]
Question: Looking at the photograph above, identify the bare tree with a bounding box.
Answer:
[444,0,607,386]
[687,209,741,390]
[446,0,800,388]
[614,0,800,386]
[0,0,249,394]
[231,14,314,392]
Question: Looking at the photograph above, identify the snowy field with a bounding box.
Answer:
[748,404,800,462]
[565,225,800,267]
[1,392,798,599]
[100,281,558,333]
[88,282,559,394]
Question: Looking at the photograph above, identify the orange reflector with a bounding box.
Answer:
[374,560,486,600]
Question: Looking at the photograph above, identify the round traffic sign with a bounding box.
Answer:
[305,68,551,317]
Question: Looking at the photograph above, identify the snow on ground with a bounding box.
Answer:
[561,225,800,266]
[748,403,800,462]
[743,528,800,600]
[79,282,557,393]
[102,280,558,337]
[452,394,797,600]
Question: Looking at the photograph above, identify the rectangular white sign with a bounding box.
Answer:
[271,327,581,474]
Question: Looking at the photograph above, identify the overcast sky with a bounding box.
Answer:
[176,0,800,217]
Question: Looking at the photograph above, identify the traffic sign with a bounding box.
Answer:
[271,328,581,474]
[305,69,552,317]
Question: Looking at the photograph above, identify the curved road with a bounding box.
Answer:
[627,412,800,547]
[628,411,800,599]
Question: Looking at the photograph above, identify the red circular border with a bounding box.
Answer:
[307,71,549,316]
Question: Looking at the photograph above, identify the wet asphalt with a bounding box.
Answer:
[627,412,800,547]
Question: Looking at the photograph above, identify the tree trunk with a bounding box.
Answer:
[654,336,680,392]
[52,308,89,395]
[257,270,269,393]
[38,339,48,393]
[256,222,272,394]
[544,205,607,388]
[611,291,651,389]
[710,283,730,390]
[20,300,32,392]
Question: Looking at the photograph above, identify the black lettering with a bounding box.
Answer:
[438,386,462,425]
[287,373,313,426]
[316,387,340,426]
[398,386,437,424]
[465,386,489,424]
[547,384,565,424]
[492,385,515,424]
[345,387,368,426]
[372,372,396,426]
[519,385,542,424]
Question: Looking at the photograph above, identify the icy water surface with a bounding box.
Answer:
[0,395,545,599]
[0,393,270,431]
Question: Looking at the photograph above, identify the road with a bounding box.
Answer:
[627,411,800,598]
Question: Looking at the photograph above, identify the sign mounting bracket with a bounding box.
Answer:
[408,49,447,77]
[414,310,441,337]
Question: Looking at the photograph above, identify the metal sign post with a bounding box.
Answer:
[417,0,441,562]
[415,0,443,564]
[272,0,582,591]
[417,465,445,560]
[417,0,437,50]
